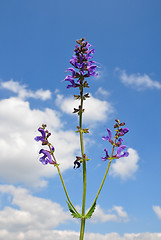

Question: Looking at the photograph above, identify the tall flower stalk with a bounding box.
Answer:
[34,38,129,240]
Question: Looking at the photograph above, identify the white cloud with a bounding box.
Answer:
[55,93,114,125]
[0,185,72,232]
[116,69,161,90]
[110,148,139,180]
[91,205,129,223]
[153,205,161,220]
[0,79,52,100]
[95,87,110,98]
[0,229,161,240]
[0,96,79,187]
[112,206,129,220]
[0,185,160,240]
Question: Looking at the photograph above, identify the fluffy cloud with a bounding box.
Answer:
[116,69,161,90]
[91,205,129,223]
[0,185,160,240]
[0,185,72,232]
[55,93,114,125]
[0,96,79,187]
[0,230,161,240]
[95,87,110,98]
[153,206,161,220]
[0,79,52,100]
[110,148,139,180]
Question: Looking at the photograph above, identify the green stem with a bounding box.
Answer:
[50,150,80,216]
[79,87,87,240]
[86,145,115,216]
[56,165,80,216]
[79,217,85,240]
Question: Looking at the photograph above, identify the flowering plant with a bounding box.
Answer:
[35,38,129,240]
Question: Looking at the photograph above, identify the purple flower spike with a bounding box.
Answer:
[65,38,98,89]
[116,145,129,158]
[39,149,55,165]
[34,127,46,143]
[101,148,110,161]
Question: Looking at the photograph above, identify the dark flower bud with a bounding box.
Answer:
[115,119,120,123]
[120,122,125,126]
[73,156,82,169]
[47,132,51,138]
[42,124,47,129]
[42,140,49,145]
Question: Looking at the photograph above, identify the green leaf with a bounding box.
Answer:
[85,201,96,219]
[66,201,82,219]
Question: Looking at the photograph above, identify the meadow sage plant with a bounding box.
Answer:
[35,38,129,240]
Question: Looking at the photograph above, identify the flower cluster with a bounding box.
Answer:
[65,37,98,89]
[102,119,129,161]
[34,124,56,165]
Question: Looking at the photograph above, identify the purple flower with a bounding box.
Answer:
[34,127,48,145]
[102,129,113,144]
[65,75,76,89]
[39,149,55,165]
[101,148,110,161]
[119,128,129,136]
[116,145,129,158]
[116,138,123,146]
[66,68,76,77]
[87,65,98,77]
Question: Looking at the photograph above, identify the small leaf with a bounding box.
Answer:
[66,201,82,219]
[85,201,96,219]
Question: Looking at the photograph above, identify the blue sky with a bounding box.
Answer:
[0,0,161,239]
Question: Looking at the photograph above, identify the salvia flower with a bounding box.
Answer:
[34,127,46,143]
[119,128,129,136]
[64,37,98,89]
[115,145,129,158]
[102,128,114,145]
[101,148,110,161]
[39,149,56,165]
[34,126,51,145]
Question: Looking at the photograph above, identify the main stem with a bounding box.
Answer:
[79,87,86,240]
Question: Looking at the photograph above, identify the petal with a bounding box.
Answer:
[120,151,129,158]
[104,148,109,157]
[39,149,52,164]
[34,136,42,142]
[116,145,129,158]
[117,145,127,156]
[102,136,109,141]
[39,156,48,165]
[121,128,129,135]
[101,148,109,161]
[66,68,76,77]
[65,75,74,81]
[38,127,46,139]
[107,128,112,139]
